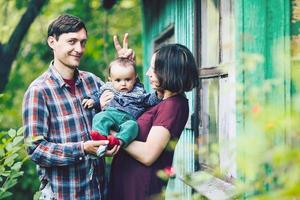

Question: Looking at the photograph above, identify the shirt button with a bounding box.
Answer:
[79,157,83,161]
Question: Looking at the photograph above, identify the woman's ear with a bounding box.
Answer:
[47,36,56,49]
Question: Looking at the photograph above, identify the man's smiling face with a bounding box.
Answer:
[48,28,87,70]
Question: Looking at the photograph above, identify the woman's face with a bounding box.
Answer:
[146,53,160,90]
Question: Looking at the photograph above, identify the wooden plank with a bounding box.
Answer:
[179,171,236,200]
[219,0,237,179]
[201,0,220,66]
[141,1,196,199]
[199,66,228,79]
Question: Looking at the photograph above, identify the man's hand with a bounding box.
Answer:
[83,140,109,155]
[114,33,135,61]
[104,130,120,156]
[100,90,114,109]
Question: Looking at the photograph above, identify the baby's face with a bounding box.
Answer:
[109,64,137,92]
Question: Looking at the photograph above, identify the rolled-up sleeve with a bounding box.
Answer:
[22,86,85,167]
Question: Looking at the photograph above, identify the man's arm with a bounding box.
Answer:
[22,86,97,167]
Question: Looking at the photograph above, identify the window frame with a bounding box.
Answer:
[183,0,237,198]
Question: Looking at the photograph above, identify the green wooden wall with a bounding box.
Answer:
[141,0,196,199]
[141,0,291,198]
[235,0,291,135]
[291,1,300,111]
[142,0,195,91]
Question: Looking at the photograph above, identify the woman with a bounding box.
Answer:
[109,44,199,200]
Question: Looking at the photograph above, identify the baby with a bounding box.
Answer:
[82,58,161,155]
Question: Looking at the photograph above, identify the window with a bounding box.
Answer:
[198,68,228,172]
[189,0,236,198]
[154,24,174,50]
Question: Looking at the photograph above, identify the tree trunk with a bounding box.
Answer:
[0,0,48,93]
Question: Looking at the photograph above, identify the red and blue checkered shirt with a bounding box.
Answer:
[22,63,105,199]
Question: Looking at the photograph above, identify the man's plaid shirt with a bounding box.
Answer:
[22,63,105,199]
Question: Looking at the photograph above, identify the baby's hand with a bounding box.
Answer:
[156,90,164,99]
[100,90,114,109]
[82,98,95,109]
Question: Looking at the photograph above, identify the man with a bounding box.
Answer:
[22,14,131,199]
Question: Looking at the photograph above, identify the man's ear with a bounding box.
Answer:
[47,36,56,49]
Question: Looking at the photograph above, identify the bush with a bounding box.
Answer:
[0,128,27,199]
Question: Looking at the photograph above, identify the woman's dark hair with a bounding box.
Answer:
[47,14,87,40]
[154,44,199,93]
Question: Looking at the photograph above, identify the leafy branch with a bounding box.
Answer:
[0,128,27,199]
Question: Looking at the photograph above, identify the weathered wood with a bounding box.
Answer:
[142,1,196,199]
[219,0,237,179]
[142,0,292,199]
[180,171,236,200]
[199,66,228,79]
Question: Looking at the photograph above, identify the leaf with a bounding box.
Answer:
[1,171,10,177]
[0,191,13,199]
[24,135,43,146]
[2,178,18,190]
[33,191,42,200]
[7,129,16,138]
[0,148,4,157]
[5,142,13,151]
[0,165,5,174]
[17,127,24,136]
[10,146,22,154]
[11,162,22,171]
[9,171,24,180]
[4,153,18,167]
[13,136,24,146]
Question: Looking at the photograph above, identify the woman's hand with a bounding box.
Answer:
[105,145,120,157]
[100,90,114,110]
[114,33,135,61]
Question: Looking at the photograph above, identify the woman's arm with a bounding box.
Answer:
[124,126,170,166]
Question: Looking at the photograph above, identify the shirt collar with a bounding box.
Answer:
[49,61,82,88]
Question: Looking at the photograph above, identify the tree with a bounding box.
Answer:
[0,0,48,93]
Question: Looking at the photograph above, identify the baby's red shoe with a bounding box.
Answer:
[90,130,107,141]
[107,135,120,149]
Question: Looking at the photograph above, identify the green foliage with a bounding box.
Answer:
[232,41,300,198]
[0,0,142,199]
[0,128,27,199]
[156,48,300,199]
[0,0,142,130]
[193,51,299,199]
[7,160,40,200]
[235,104,300,199]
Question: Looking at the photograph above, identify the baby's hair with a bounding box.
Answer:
[108,58,136,75]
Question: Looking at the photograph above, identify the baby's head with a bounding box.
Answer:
[108,58,137,92]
